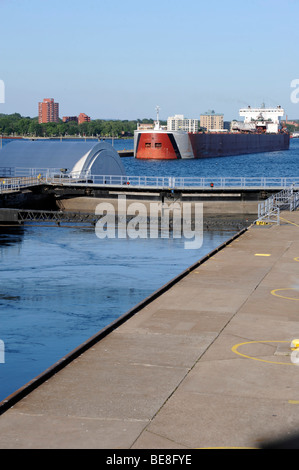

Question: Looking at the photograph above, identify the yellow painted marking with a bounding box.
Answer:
[256,221,271,225]
[280,217,299,228]
[288,400,299,404]
[271,288,299,301]
[231,340,295,366]
[294,257,299,262]
[254,253,271,257]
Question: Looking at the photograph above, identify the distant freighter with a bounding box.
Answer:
[134,105,290,159]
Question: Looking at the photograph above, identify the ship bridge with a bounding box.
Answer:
[238,105,285,133]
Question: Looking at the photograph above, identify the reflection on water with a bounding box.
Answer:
[0,224,236,402]
[0,226,25,247]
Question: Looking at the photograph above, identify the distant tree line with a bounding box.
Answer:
[0,113,163,138]
[1,113,297,136]
[285,122,299,133]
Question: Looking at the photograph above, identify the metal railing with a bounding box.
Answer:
[257,185,299,225]
[1,167,299,190]
[45,173,299,189]
[0,176,43,194]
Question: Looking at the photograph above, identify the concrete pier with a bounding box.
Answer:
[0,211,299,448]
[118,149,134,157]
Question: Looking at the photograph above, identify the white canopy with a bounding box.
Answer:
[0,140,126,177]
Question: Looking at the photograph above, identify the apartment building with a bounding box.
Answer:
[62,116,78,123]
[38,98,59,123]
[78,113,90,125]
[200,111,224,131]
[167,114,198,132]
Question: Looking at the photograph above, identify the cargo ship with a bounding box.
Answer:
[134,105,290,159]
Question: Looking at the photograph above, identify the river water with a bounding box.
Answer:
[0,137,298,402]
[0,225,236,402]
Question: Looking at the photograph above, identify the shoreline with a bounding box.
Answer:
[0,135,133,140]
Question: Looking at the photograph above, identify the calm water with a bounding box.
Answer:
[121,137,299,178]
[0,137,298,402]
[0,225,236,402]
[2,137,299,178]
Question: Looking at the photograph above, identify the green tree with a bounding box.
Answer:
[0,113,141,137]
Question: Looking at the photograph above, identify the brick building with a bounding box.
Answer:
[78,113,90,125]
[38,98,59,124]
[62,116,78,123]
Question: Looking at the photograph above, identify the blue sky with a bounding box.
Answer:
[0,0,298,121]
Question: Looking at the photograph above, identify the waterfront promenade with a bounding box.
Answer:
[0,211,299,448]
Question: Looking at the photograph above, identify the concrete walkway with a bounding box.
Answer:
[0,211,299,448]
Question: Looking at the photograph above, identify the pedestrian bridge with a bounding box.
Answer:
[1,168,299,192]
[0,170,298,224]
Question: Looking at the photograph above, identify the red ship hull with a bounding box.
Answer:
[134,132,180,159]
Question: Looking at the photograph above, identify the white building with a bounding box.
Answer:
[237,104,285,133]
[167,115,198,133]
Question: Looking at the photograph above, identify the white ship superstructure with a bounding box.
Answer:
[232,104,285,133]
